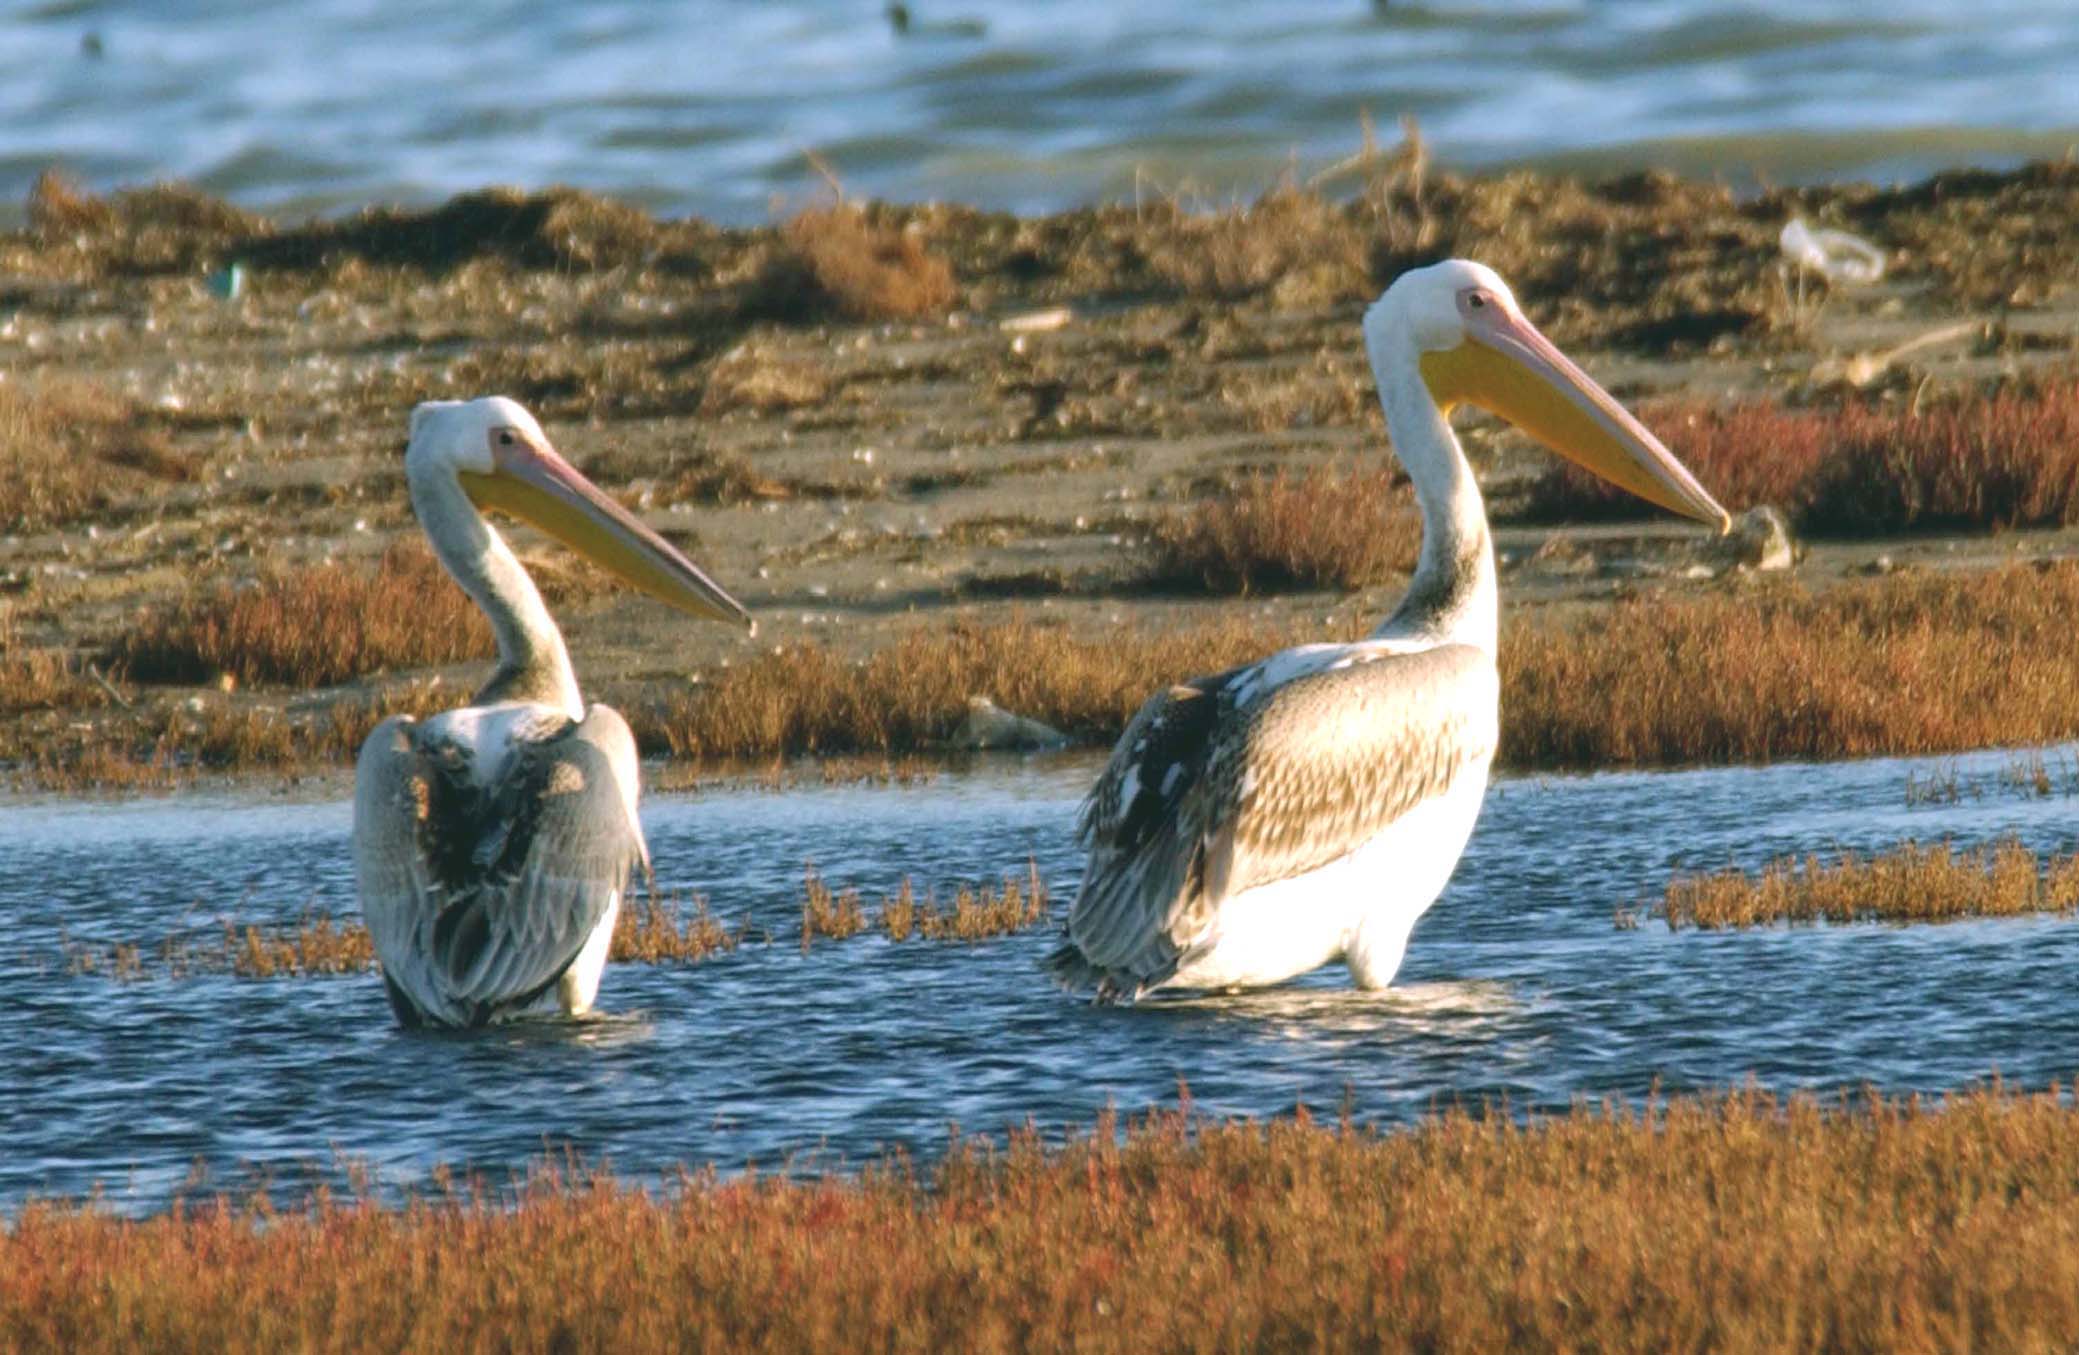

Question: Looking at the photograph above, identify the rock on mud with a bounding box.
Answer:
[1729,506,1796,572]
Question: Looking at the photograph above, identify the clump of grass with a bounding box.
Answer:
[1146,466,1418,593]
[742,204,957,323]
[612,893,742,964]
[63,938,143,980]
[0,379,192,530]
[1523,380,2079,534]
[63,913,377,980]
[1501,561,2079,767]
[109,543,492,689]
[655,614,1314,761]
[699,346,834,416]
[798,866,869,951]
[226,914,378,977]
[878,859,1051,941]
[14,1086,2079,1353]
[1660,839,2079,930]
[0,609,98,715]
[1138,185,1375,307]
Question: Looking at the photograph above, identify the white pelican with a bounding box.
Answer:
[1048,259,1728,1002]
[353,396,749,1028]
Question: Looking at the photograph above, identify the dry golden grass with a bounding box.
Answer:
[64,914,377,980]
[12,1086,2079,1353]
[224,914,379,977]
[612,893,742,964]
[110,542,493,688]
[1524,380,2079,533]
[27,560,2079,786]
[1147,465,1419,593]
[0,378,193,530]
[62,864,1045,983]
[0,682,462,792]
[1661,839,2079,929]
[1501,561,2079,767]
[742,204,957,323]
[659,562,2079,769]
[798,866,870,951]
[878,860,1051,942]
[0,609,97,715]
[654,614,1312,761]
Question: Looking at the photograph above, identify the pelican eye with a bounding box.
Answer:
[497,430,516,447]
[1466,292,1487,309]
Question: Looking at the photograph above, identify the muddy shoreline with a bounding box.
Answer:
[4,161,2078,786]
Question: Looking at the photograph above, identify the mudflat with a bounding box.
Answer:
[4,161,2078,784]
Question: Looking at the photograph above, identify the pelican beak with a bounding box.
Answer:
[459,431,753,629]
[1420,306,1729,531]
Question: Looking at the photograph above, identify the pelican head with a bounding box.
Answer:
[406,396,751,627]
[1364,259,1728,531]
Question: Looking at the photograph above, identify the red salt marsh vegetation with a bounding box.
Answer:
[23,557,2079,789]
[8,1086,2079,1354]
[108,542,493,689]
[1525,377,2079,533]
[662,561,2079,770]
[1146,464,1420,593]
[1500,560,2079,767]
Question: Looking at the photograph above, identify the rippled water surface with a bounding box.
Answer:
[4,2,2078,221]
[4,744,2078,1209]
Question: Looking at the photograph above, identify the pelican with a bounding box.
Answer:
[1048,260,1728,1002]
[353,397,749,1028]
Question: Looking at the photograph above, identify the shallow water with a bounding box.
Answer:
[3,743,2077,1210]
[3,2,2076,223]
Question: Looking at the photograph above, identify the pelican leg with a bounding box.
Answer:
[1345,911,1418,989]
[555,894,620,1017]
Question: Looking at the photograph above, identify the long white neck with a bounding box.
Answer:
[1364,324,1499,654]
[407,465,584,719]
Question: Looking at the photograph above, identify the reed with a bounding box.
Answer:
[1523,379,2079,533]
[1146,466,1420,593]
[878,860,1052,942]
[10,1085,2079,1353]
[612,893,742,964]
[225,915,379,977]
[109,543,493,689]
[1660,839,2079,930]
[798,866,870,951]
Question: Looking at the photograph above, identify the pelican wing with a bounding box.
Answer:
[354,705,646,1027]
[1056,643,1497,995]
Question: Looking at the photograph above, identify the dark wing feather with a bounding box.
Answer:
[354,706,645,1027]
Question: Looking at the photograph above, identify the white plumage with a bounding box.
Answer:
[352,397,747,1028]
[1049,260,1728,1002]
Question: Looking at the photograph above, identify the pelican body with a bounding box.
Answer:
[354,397,748,1028]
[1049,260,1728,1002]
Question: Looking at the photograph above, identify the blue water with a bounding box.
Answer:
[3,1,2076,223]
[2,743,2076,1210]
